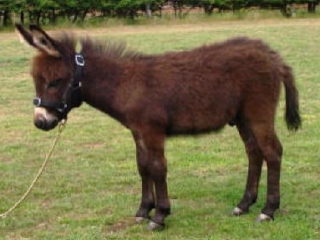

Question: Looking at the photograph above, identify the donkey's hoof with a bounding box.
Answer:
[256,213,273,222]
[135,216,148,224]
[147,221,165,231]
[232,207,244,216]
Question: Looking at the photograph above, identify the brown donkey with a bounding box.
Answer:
[16,24,301,230]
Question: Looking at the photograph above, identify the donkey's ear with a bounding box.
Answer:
[15,24,61,57]
[15,24,36,47]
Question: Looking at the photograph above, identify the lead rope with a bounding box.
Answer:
[0,119,67,219]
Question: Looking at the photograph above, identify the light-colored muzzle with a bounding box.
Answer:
[34,107,59,131]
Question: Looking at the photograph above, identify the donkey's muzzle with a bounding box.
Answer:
[34,107,59,131]
[34,118,58,131]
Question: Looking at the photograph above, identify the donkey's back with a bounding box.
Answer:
[127,37,298,135]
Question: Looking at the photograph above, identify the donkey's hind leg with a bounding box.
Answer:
[251,123,283,221]
[233,122,264,216]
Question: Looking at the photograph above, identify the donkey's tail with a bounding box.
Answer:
[282,65,301,131]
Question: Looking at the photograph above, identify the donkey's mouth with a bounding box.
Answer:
[34,107,60,131]
[34,118,59,131]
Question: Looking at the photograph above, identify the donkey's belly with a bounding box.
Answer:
[166,109,233,136]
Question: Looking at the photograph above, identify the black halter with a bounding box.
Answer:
[33,54,85,120]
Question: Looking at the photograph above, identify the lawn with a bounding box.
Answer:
[0,19,319,239]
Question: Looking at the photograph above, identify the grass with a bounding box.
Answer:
[1,19,320,239]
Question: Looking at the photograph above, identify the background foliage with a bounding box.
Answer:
[0,0,320,27]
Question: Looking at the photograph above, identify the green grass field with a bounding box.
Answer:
[0,19,320,239]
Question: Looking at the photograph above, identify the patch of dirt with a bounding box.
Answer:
[102,217,137,234]
[83,142,105,149]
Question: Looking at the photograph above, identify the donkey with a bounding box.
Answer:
[16,24,301,230]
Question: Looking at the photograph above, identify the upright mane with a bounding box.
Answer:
[52,31,145,60]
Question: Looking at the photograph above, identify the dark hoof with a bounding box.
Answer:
[256,213,274,222]
[232,207,244,216]
[147,221,165,231]
[135,216,149,224]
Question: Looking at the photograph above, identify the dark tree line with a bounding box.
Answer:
[0,0,319,27]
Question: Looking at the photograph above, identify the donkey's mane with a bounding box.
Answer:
[54,31,145,60]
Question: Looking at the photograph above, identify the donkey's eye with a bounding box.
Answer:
[47,79,62,89]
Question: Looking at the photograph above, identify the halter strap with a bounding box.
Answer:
[73,54,85,87]
[62,54,84,108]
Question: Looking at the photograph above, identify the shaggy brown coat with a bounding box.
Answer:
[16,24,301,230]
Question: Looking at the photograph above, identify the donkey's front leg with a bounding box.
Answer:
[132,131,155,223]
[147,152,170,231]
[141,131,170,230]
[135,175,156,223]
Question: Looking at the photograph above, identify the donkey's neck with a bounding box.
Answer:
[80,55,135,124]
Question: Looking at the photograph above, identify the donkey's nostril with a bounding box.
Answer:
[34,118,46,130]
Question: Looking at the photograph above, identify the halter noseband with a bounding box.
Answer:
[33,53,85,120]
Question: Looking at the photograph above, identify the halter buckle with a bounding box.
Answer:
[33,97,42,107]
[75,54,85,67]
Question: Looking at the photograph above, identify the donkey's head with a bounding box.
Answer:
[16,24,84,131]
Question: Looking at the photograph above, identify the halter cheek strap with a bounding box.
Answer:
[73,54,85,88]
[62,54,84,109]
[33,53,85,120]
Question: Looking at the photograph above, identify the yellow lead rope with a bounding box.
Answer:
[0,120,67,219]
